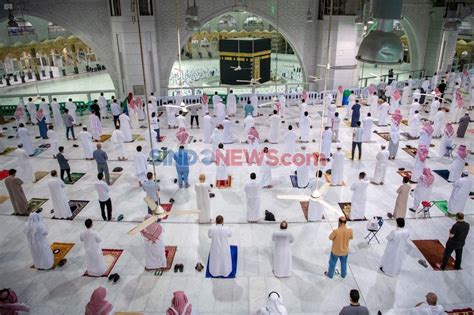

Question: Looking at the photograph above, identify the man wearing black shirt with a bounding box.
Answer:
[90,100,101,120]
[436,212,470,270]
[437,80,447,98]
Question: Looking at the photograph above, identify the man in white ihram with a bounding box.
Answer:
[48,170,72,219]
[349,172,370,220]
[79,127,94,160]
[245,172,261,222]
[195,174,212,223]
[372,145,389,185]
[202,112,213,144]
[207,215,232,277]
[379,218,410,276]
[98,93,108,119]
[330,146,344,186]
[80,219,106,276]
[268,110,281,144]
[272,221,295,278]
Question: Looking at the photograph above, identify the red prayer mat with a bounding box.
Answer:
[446,308,473,315]
[0,170,9,180]
[412,239,455,270]
[83,248,123,277]
[216,176,232,188]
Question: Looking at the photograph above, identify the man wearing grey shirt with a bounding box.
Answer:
[56,146,72,183]
[93,143,110,185]
[351,121,363,160]
[110,99,121,127]
[62,109,76,140]
[142,172,160,214]
[339,290,369,315]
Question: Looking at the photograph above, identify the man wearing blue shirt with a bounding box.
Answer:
[173,145,190,188]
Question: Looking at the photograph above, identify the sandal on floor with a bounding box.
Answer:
[195,262,204,272]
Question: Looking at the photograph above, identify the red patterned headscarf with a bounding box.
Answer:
[417,145,429,162]
[141,214,163,243]
[166,291,192,315]
[85,287,113,315]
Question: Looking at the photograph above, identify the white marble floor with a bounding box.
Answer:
[0,97,472,314]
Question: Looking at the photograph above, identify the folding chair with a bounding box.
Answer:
[417,201,433,219]
[365,216,384,244]
[445,144,457,158]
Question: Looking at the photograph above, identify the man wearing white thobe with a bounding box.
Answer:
[39,99,51,124]
[299,112,311,143]
[176,111,186,130]
[15,145,35,182]
[272,221,295,278]
[268,110,281,144]
[299,99,308,121]
[111,126,126,160]
[202,112,213,144]
[134,146,148,186]
[330,146,344,186]
[250,94,259,117]
[349,172,370,220]
[321,126,332,160]
[26,98,37,124]
[208,215,232,277]
[80,219,106,277]
[283,125,296,155]
[326,103,336,127]
[369,92,379,116]
[380,218,410,276]
[260,147,273,188]
[372,145,389,185]
[212,92,222,108]
[429,98,441,121]
[361,113,373,142]
[243,114,255,138]
[24,213,54,270]
[431,73,439,90]
[119,113,133,142]
[222,116,234,144]
[16,124,34,156]
[214,102,226,125]
[332,112,341,141]
[245,173,261,222]
[409,111,421,138]
[48,170,72,219]
[215,145,228,183]
[210,127,223,161]
[409,100,420,121]
[378,100,389,126]
[448,172,472,214]
[296,146,310,188]
[402,83,411,105]
[98,93,108,119]
[65,99,77,123]
[47,126,59,158]
[195,174,212,223]
[226,90,237,116]
[79,128,94,159]
[278,94,286,118]
[345,92,356,119]
[432,109,445,138]
[308,191,325,222]
[51,98,63,127]
[88,113,102,141]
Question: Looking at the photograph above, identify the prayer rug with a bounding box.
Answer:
[400,132,418,140]
[99,134,111,142]
[32,147,48,157]
[446,308,473,315]
[0,195,9,204]
[0,147,16,155]
[132,134,145,142]
[338,202,367,221]
[50,242,74,268]
[216,176,232,188]
[402,147,417,158]
[401,119,408,126]
[28,198,48,212]
[206,245,238,279]
[432,200,451,216]
[109,173,121,185]
[343,120,352,127]
[433,169,450,182]
[324,173,346,186]
[344,150,360,160]
[34,171,49,182]
[187,135,194,144]
[84,248,123,277]
[158,112,164,117]
[38,144,50,149]
[52,200,89,220]
[0,170,9,180]
[412,239,455,270]
[64,172,85,185]
[159,136,166,142]
[396,170,416,183]
[146,245,177,272]
[158,203,172,220]
[375,132,390,141]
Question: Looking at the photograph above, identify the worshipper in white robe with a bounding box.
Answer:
[195,174,212,223]
[389,94,400,114]
[330,146,344,186]
[409,292,444,315]
[332,112,341,141]
[260,147,273,188]
[207,215,232,277]
[176,111,187,129]
[421,77,430,93]
[278,94,287,118]
[14,106,26,127]
[245,172,261,222]
[48,170,72,219]
[321,126,332,160]
[372,145,389,185]
[369,92,379,116]
[296,146,310,188]
[212,92,222,108]
[47,126,59,158]
[79,127,95,160]
[448,171,472,214]
[214,101,226,125]
[80,219,106,276]
[410,168,434,211]
[16,124,34,156]
[65,99,77,123]
[141,215,166,270]
[448,145,467,182]
[345,92,356,119]
[210,127,224,162]
[409,111,421,138]
[326,103,336,127]
[202,112,213,144]
[222,116,234,144]
[409,99,420,121]
[307,188,325,221]
[412,145,429,182]
[243,113,255,138]
[283,125,296,155]
[299,111,311,143]
[299,99,308,121]
[431,73,439,90]
[336,86,343,107]
[413,89,421,103]
[26,98,37,124]
[385,84,393,102]
[389,111,402,159]
[51,99,62,127]
[215,144,228,183]
[429,98,441,121]
[88,113,102,141]
[119,113,133,142]
[438,123,454,156]
[226,90,237,116]
[250,94,259,116]
[268,110,281,144]
[111,126,126,160]
[419,121,434,148]
[256,292,289,315]
[98,93,108,119]
[166,102,178,128]
[378,100,389,126]
[39,99,51,124]
[134,146,148,186]
[272,221,295,278]
[379,218,410,277]
[349,172,370,220]
[144,127,158,152]
[432,108,445,138]
[15,145,35,182]
[402,83,411,105]
[361,113,373,142]
[24,213,54,270]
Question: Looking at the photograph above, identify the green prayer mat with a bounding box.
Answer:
[64,172,85,185]
[432,200,452,216]
[28,198,48,212]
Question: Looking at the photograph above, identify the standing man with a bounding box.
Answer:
[379,218,410,276]
[94,173,112,221]
[134,146,148,187]
[150,112,161,141]
[207,215,232,277]
[349,172,370,220]
[351,121,363,160]
[350,99,361,127]
[436,212,469,270]
[372,145,389,185]
[26,97,37,125]
[48,170,72,219]
[332,112,341,141]
[173,145,190,188]
[325,216,353,279]
[80,219,107,277]
[51,98,62,127]
[78,127,94,160]
[202,112,213,143]
[110,99,121,127]
[98,92,108,119]
[15,144,35,183]
[330,146,344,186]
[361,113,373,142]
[388,177,411,219]
[65,98,77,123]
[195,174,212,223]
[39,98,51,124]
[111,125,127,161]
[339,290,369,315]
[62,109,76,140]
[226,90,237,117]
[448,171,472,214]
[4,169,29,215]
[56,146,72,183]
[16,123,34,156]
[299,111,311,143]
[268,110,281,144]
[47,125,59,158]
[143,172,160,214]
[92,143,110,185]
[456,113,470,138]
[271,221,295,278]
[245,172,261,222]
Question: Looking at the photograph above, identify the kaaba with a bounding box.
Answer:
[219,38,271,85]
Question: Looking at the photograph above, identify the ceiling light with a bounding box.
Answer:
[356,30,403,64]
